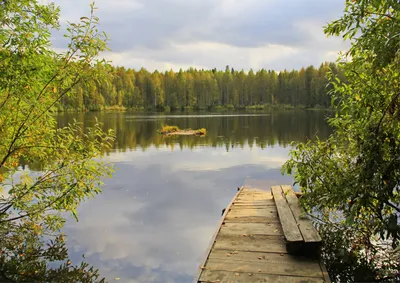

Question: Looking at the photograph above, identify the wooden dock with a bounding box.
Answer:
[194,185,330,283]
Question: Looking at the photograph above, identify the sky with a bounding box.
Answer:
[50,0,348,72]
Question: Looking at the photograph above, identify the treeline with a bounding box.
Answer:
[60,62,341,111]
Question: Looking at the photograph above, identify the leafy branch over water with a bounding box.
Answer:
[0,1,114,281]
[282,0,400,281]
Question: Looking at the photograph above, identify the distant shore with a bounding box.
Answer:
[54,104,331,113]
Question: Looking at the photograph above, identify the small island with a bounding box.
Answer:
[161,125,207,136]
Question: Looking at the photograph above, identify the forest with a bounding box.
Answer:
[60,62,341,111]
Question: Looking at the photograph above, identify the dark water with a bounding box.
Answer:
[57,110,331,283]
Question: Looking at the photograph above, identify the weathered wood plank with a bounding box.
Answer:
[319,259,332,283]
[238,192,272,197]
[230,204,276,210]
[207,250,323,277]
[236,194,271,199]
[195,186,330,283]
[236,197,271,202]
[209,249,316,263]
[236,192,271,197]
[205,259,323,278]
[271,186,303,243]
[233,200,275,207]
[219,222,283,236]
[281,185,321,243]
[214,234,287,253]
[224,216,281,223]
[226,208,278,218]
[240,188,265,192]
[199,270,325,283]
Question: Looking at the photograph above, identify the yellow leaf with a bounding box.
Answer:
[53,87,57,93]
[355,95,360,101]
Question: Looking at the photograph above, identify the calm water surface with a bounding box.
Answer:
[56,111,331,283]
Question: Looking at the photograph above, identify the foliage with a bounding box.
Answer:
[104,105,127,112]
[160,125,207,136]
[161,125,180,134]
[282,0,400,281]
[60,63,342,111]
[195,128,207,136]
[0,0,114,281]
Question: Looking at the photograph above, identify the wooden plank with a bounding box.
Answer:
[226,208,278,218]
[233,200,276,208]
[234,196,271,199]
[231,204,277,209]
[236,194,271,198]
[199,270,325,283]
[224,216,281,223]
[196,186,328,283]
[209,249,317,262]
[235,198,272,202]
[238,192,272,197]
[214,234,287,253]
[219,222,283,236]
[281,185,321,243]
[230,204,276,210]
[271,186,303,243]
[193,187,245,283]
[205,259,323,278]
[229,206,276,211]
[319,259,331,283]
[207,250,323,277]
[239,189,268,193]
[236,193,271,198]
[237,195,269,198]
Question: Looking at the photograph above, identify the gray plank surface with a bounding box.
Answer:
[195,186,330,283]
[281,185,322,243]
[271,186,304,243]
[205,258,323,278]
[219,222,283,236]
[224,215,281,223]
[214,234,287,253]
[227,208,278,218]
[207,250,324,277]
[199,270,325,283]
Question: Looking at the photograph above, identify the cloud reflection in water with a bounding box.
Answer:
[64,145,293,282]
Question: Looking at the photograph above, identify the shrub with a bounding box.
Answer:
[195,128,207,136]
[161,125,180,133]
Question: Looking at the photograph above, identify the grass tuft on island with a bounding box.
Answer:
[161,125,207,136]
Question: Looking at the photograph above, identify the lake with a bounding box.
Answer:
[57,110,331,283]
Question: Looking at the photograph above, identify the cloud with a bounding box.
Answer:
[49,0,348,71]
